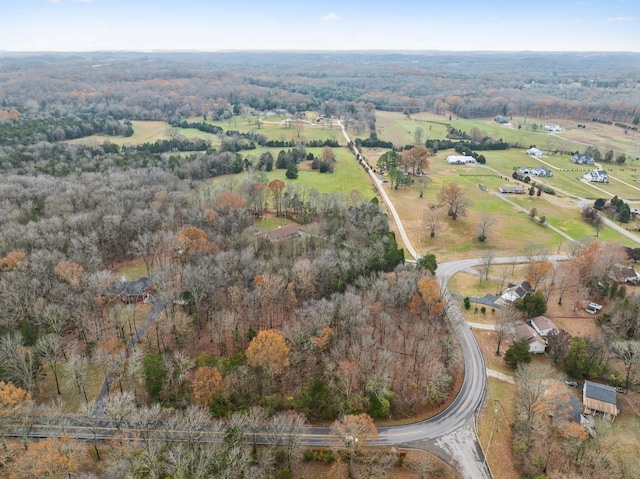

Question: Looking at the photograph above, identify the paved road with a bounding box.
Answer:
[21,129,578,477]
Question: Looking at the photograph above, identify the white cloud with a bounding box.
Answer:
[42,0,61,3]
[320,12,341,22]
[607,16,635,22]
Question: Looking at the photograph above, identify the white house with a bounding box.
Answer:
[531,166,553,177]
[446,155,477,165]
[545,123,562,132]
[514,323,546,354]
[530,316,559,337]
[527,147,544,157]
[500,280,534,303]
[583,170,608,183]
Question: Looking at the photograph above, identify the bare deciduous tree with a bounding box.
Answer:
[476,214,496,242]
[437,183,470,220]
[423,207,444,238]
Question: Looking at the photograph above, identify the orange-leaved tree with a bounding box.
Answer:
[176,226,217,259]
[54,260,85,290]
[0,381,33,452]
[0,251,26,272]
[191,366,223,405]
[6,435,84,479]
[246,329,290,375]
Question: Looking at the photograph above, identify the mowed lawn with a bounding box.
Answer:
[383,148,640,259]
[212,147,374,197]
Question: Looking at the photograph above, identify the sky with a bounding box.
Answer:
[1,0,638,52]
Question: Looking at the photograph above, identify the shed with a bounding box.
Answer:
[583,381,620,420]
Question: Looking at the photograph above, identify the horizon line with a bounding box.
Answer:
[1,48,640,55]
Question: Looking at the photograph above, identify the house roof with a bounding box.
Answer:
[530,316,558,334]
[572,153,594,163]
[584,381,616,405]
[111,277,151,296]
[618,266,638,280]
[266,224,301,240]
[504,280,534,298]
[514,323,537,341]
[498,186,525,194]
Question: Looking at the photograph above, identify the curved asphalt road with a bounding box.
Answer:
[15,125,574,478]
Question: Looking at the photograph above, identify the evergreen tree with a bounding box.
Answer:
[504,338,532,368]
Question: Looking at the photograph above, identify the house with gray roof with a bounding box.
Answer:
[531,166,553,177]
[110,277,152,303]
[583,170,608,183]
[498,185,525,194]
[571,153,595,165]
[583,381,620,420]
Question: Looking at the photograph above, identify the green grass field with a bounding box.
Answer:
[64,110,640,259]
[66,120,222,147]
[211,147,373,197]
[191,114,342,145]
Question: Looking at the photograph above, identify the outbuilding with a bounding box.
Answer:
[583,381,620,420]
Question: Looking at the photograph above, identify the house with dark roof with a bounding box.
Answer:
[110,277,152,303]
[498,186,525,194]
[571,153,595,165]
[494,115,509,124]
[500,280,534,303]
[616,266,640,285]
[513,323,546,354]
[583,381,620,420]
[530,316,559,337]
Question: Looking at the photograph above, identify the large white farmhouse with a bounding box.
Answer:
[584,170,608,183]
